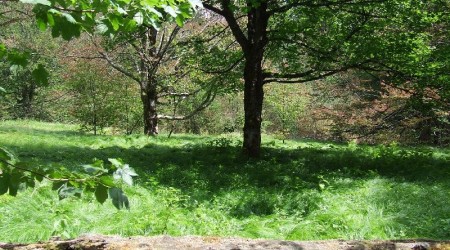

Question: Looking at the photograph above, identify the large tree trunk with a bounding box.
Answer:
[243,57,264,157]
[242,4,269,157]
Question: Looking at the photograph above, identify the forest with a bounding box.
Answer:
[0,0,449,246]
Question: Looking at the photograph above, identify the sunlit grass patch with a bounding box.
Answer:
[0,120,449,243]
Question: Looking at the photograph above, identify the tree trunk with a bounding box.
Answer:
[19,83,36,118]
[141,82,158,135]
[242,4,269,157]
[140,27,159,136]
[243,57,264,157]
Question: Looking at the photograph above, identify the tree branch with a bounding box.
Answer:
[158,87,217,120]
[0,159,86,182]
[204,0,249,50]
[199,55,244,74]
[268,0,387,16]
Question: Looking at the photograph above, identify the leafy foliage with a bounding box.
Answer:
[21,0,201,40]
[0,147,137,210]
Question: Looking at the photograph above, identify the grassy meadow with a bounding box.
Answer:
[0,120,449,243]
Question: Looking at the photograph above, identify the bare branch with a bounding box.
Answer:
[199,55,244,74]
[204,0,249,50]
[158,87,217,120]
[89,35,141,83]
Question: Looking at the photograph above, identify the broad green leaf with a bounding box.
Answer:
[163,5,178,17]
[82,164,107,175]
[108,187,129,210]
[0,44,6,58]
[113,164,138,186]
[61,13,77,24]
[8,173,21,196]
[52,181,66,190]
[47,13,55,26]
[0,173,10,195]
[95,184,108,204]
[58,185,82,200]
[175,15,184,27]
[117,7,127,15]
[148,7,162,17]
[96,23,109,34]
[133,12,144,25]
[108,158,123,169]
[0,147,13,162]
[99,176,115,187]
[32,64,49,86]
[109,16,120,31]
[7,52,28,67]
[36,18,47,31]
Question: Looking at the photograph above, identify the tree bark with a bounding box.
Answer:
[243,56,265,157]
[140,27,159,136]
[242,4,269,157]
[141,82,158,135]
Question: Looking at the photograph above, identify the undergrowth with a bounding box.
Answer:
[0,120,449,243]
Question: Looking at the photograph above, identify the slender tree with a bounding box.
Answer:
[87,23,218,135]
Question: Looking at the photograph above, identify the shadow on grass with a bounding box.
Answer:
[1,129,449,239]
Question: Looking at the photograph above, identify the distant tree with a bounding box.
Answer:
[0,7,57,119]
[87,22,218,135]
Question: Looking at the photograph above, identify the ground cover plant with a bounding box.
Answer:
[0,120,449,243]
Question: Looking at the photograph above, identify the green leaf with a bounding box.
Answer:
[0,44,6,58]
[32,64,49,86]
[8,173,21,196]
[108,187,129,210]
[96,22,109,34]
[0,173,10,195]
[52,181,66,190]
[148,7,162,18]
[108,158,123,169]
[46,13,55,26]
[109,16,120,31]
[99,176,115,187]
[7,52,28,67]
[163,5,177,17]
[36,18,47,31]
[0,147,13,162]
[133,12,144,25]
[58,185,82,200]
[113,164,138,186]
[95,184,108,204]
[61,13,77,24]
[175,15,184,27]
[82,164,107,175]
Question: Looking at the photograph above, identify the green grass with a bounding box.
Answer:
[0,120,449,243]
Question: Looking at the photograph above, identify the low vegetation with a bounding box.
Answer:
[0,120,449,243]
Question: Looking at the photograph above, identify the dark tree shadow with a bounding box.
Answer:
[1,127,449,239]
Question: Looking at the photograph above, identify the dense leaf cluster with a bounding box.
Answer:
[0,147,137,209]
